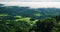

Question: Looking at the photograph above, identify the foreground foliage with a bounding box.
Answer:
[0,14,60,32]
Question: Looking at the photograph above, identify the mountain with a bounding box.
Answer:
[0,5,60,20]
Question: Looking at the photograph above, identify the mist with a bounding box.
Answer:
[0,2,60,8]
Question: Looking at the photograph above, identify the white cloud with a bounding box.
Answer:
[0,0,60,2]
[0,1,60,8]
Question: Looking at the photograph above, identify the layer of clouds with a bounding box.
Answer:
[0,0,60,2]
[0,2,60,8]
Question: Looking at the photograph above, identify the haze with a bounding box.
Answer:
[0,2,60,8]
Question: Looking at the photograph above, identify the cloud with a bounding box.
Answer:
[0,1,60,8]
[0,0,60,2]
[19,0,60,2]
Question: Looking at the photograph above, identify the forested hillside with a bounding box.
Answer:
[0,4,60,32]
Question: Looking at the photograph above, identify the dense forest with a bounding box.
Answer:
[0,4,60,32]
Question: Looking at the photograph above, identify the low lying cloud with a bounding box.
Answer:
[0,1,60,8]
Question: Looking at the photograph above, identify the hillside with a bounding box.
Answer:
[0,5,60,19]
[0,4,60,32]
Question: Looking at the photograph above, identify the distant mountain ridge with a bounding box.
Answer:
[0,4,60,19]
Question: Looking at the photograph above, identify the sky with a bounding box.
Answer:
[0,0,60,2]
[0,0,60,8]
